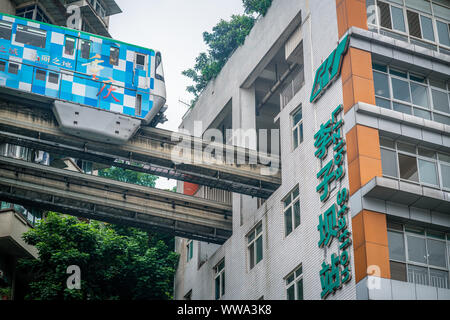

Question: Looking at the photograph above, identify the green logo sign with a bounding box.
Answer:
[310,35,350,103]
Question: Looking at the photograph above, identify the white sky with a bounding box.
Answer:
[109,0,245,190]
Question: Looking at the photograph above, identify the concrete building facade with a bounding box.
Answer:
[175,0,450,300]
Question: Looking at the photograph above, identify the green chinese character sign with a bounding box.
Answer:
[310,35,350,103]
[314,105,353,299]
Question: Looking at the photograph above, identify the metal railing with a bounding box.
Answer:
[281,66,304,109]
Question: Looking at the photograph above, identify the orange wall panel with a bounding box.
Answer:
[336,0,368,39]
[352,210,391,283]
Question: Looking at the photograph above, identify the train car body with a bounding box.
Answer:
[0,13,166,143]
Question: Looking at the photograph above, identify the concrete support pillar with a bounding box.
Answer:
[232,86,258,228]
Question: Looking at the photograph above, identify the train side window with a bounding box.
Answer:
[64,36,76,56]
[35,69,46,81]
[136,53,146,70]
[110,46,119,66]
[49,72,59,84]
[15,25,47,48]
[135,94,142,116]
[0,21,13,40]
[8,63,19,74]
[80,40,91,59]
[0,61,5,72]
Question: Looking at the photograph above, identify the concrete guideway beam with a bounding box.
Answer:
[0,98,281,198]
[0,156,232,244]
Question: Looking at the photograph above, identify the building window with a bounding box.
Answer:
[186,240,194,262]
[214,259,225,300]
[373,62,450,125]
[247,222,263,269]
[283,185,301,237]
[291,106,303,150]
[367,0,450,55]
[380,136,450,191]
[286,265,303,300]
[387,220,449,289]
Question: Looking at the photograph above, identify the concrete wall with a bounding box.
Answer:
[175,0,450,300]
[0,210,38,259]
[0,0,15,15]
[175,0,357,300]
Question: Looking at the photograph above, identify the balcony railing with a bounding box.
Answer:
[281,65,304,109]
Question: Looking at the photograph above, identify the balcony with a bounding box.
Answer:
[0,209,38,259]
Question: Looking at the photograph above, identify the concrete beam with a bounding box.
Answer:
[0,97,281,198]
[0,156,233,244]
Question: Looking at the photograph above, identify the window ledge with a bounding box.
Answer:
[348,26,450,65]
[361,176,450,214]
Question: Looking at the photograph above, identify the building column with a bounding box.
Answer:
[336,0,391,289]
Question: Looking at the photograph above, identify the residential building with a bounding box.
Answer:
[175,0,450,300]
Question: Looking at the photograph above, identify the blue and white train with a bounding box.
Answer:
[0,13,166,144]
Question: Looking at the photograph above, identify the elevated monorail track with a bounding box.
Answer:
[0,155,232,244]
[0,92,281,199]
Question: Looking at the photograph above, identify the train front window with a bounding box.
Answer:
[155,52,164,82]
[81,40,91,59]
[0,61,5,72]
[64,37,76,56]
[110,47,119,66]
[15,25,47,49]
[0,21,12,40]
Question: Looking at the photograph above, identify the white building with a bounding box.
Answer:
[175,0,450,300]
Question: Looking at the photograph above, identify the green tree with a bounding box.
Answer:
[182,0,273,104]
[243,0,273,16]
[18,212,179,300]
[97,166,158,187]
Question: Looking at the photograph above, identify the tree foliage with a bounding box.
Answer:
[97,166,158,187]
[19,213,179,300]
[242,0,273,16]
[183,0,273,105]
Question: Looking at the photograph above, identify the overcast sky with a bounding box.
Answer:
[109,0,245,190]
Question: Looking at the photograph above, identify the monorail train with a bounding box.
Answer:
[0,13,166,144]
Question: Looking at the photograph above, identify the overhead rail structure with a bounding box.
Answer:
[0,94,281,199]
[0,155,232,244]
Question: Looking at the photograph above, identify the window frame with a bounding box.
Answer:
[291,105,304,150]
[214,259,225,300]
[285,265,303,300]
[186,240,194,263]
[247,222,263,270]
[387,221,449,289]
[282,185,301,237]
[367,0,450,54]
[372,62,450,125]
[379,137,450,192]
